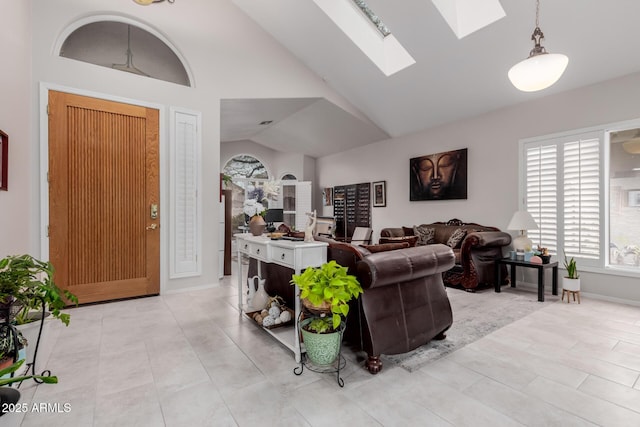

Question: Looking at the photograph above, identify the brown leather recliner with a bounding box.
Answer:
[341,243,454,374]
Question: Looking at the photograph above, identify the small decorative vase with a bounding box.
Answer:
[248,215,266,236]
[249,276,269,311]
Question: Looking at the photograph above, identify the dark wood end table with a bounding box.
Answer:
[495,258,558,302]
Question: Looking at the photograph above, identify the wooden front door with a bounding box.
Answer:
[48,90,160,304]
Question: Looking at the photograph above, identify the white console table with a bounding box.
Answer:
[235,234,327,362]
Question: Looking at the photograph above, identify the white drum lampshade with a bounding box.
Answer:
[507,210,538,252]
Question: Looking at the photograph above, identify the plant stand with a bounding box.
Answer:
[562,289,581,303]
[293,311,346,387]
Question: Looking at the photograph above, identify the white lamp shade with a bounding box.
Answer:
[507,210,538,231]
[508,53,569,92]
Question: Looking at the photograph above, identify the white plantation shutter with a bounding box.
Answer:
[295,181,312,232]
[170,109,202,278]
[522,131,602,265]
[563,138,600,259]
[526,144,558,255]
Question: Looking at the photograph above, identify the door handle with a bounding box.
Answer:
[146,223,158,230]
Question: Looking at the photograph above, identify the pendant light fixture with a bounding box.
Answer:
[112,25,149,77]
[508,0,568,92]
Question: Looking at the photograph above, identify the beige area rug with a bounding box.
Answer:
[383,286,560,372]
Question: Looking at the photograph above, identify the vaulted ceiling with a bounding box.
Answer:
[223,0,640,158]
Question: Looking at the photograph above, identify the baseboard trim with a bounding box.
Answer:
[515,280,640,307]
[163,282,218,294]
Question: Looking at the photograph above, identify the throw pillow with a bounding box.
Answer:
[402,226,415,236]
[413,225,435,246]
[446,228,467,248]
[361,242,410,253]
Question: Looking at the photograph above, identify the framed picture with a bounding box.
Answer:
[323,187,333,206]
[372,181,386,207]
[409,148,467,201]
[629,190,640,207]
[0,130,7,191]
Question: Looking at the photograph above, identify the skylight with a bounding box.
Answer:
[431,0,506,39]
[312,0,415,76]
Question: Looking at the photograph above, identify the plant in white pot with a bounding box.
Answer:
[290,260,362,366]
[563,252,580,293]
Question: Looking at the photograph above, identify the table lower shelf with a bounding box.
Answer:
[242,310,302,356]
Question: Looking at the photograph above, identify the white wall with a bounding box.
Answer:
[317,72,640,304]
[0,0,32,257]
[22,0,362,293]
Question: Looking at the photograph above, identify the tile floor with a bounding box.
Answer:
[4,273,640,426]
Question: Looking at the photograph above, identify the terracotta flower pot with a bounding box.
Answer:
[248,215,266,236]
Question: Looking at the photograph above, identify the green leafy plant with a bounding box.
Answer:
[290,260,363,330]
[0,254,78,326]
[563,252,579,279]
[0,327,27,361]
[0,358,57,387]
[221,173,233,189]
[305,317,334,334]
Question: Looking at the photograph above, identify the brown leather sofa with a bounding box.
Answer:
[249,237,455,374]
[380,218,512,291]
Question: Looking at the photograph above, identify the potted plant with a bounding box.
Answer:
[290,260,363,366]
[563,252,580,292]
[0,254,77,326]
[0,327,27,374]
[0,254,78,365]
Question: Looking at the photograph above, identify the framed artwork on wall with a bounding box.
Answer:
[409,148,467,201]
[628,190,640,207]
[0,130,7,191]
[323,187,333,206]
[373,181,386,207]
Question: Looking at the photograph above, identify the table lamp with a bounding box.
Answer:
[507,210,538,252]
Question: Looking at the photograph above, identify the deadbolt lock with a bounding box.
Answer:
[150,203,158,219]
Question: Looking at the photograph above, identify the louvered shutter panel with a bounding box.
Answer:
[563,138,600,259]
[295,181,312,232]
[171,110,201,277]
[526,144,558,255]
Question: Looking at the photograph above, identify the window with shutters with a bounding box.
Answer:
[522,131,602,269]
[522,120,640,275]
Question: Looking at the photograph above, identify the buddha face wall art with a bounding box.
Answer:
[410,148,467,201]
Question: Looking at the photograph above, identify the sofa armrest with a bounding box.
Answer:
[459,231,512,279]
[356,244,455,290]
[380,227,405,238]
[463,231,512,250]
